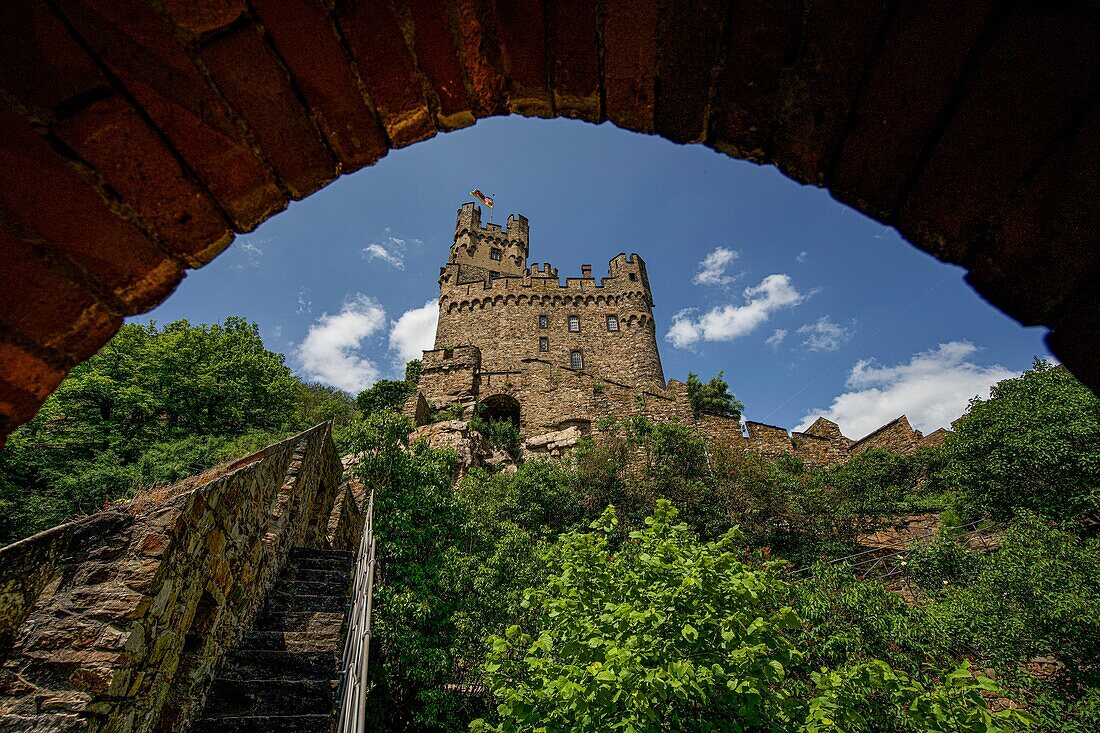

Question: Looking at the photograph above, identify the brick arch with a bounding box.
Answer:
[0,1,1097,444]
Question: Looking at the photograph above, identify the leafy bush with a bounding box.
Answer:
[905,533,985,592]
[942,359,1100,522]
[686,370,744,420]
[474,502,1029,733]
[470,415,522,461]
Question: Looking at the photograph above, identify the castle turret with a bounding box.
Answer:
[449,202,528,277]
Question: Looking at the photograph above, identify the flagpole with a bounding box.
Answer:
[489,194,495,225]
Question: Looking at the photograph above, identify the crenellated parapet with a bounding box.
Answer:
[450,202,529,276]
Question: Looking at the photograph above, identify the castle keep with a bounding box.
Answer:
[410,203,949,463]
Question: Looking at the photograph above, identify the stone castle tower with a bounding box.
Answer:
[433,202,666,389]
[409,202,949,463]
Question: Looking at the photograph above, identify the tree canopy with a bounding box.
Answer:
[686,371,744,420]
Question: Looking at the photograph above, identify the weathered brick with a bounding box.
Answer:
[55,0,285,231]
[771,0,892,185]
[334,0,436,147]
[404,0,475,129]
[0,228,121,358]
[490,0,551,116]
[830,0,995,222]
[53,95,232,267]
[603,0,657,133]
[198,24,337,199]
[707,0,801,161]
[249,0,389,171]
[0,342,66,411]
[0,104,182,312]
[545,0,600,121]
[898,7,1100,263]
[654,0,725,144]
[159,0,247,35]
[448,0,506,118]
[965,101,1100,326]
[1046,286,1100,394]
[0,2,106,118]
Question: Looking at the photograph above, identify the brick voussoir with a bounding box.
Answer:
[448,0,507,118]
[545,0,601,121]
[490,0,552,117]
[602,0,657,133]
[653,0,726,144]
[404,0,476,130]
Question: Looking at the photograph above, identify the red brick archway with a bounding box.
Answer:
[0,1,1097,443]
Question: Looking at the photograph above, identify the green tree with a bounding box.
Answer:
[942,360,1100,521]
[355,359,423,417]
[686,371,744,420]
[474,501,1027,733]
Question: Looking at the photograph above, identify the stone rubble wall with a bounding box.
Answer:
[0,422,346,733]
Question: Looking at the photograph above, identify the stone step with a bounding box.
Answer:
[289,547,355,563]
[269,591,349,613]
[279,564,353,585]
[277,577,352,597]
[190,714,333,733]
[203,679,337,717]
[219,650,339,681]
[254,609,346,633]
[239,629,343,653]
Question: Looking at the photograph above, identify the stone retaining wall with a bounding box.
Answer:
[0,422,346,733]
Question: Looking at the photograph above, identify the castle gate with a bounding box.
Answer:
[478,394,522,429]
[0,1,1097,444]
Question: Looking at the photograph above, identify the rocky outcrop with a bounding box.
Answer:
[524,425,583,458]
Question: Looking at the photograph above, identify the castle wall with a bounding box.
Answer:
[849,416,924,456]
[435,254,665,390]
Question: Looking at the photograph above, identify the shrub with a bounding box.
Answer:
[686,370,744,420]
[470,415,522,461]
[942,359,1100,522]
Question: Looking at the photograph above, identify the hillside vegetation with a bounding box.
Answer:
[2,319,1096,732]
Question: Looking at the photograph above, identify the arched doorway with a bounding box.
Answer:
[0,2,1096,443]
[477,394,521,430]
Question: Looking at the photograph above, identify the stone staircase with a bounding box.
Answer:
[192,548,356,733]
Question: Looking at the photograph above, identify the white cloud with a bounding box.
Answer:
[296,287,312,315]
[362,241,405,269]
[766,328,787,348]
[296,294,387,393]
[795,342,1019,439]
[692,247,741,286]
[389,300,438,365]
[666,274,805,348]
[232,239,266,269]
[796,251,809,263]
[797,316,854,352]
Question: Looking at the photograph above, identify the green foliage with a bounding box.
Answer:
[470,414,522,461]
[0,318,313,544]
[355,359,423,417]
[474,502,1028,733]
[942,360,1100,522]
[356,380,415,416]
[686,371,744,420]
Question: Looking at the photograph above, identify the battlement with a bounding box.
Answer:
[451,202,530,276]
[441,254,654,296]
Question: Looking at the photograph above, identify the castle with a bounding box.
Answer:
[408,203,949,464]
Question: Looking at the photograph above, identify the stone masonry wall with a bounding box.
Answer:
[435,248,665,390]
[0,423,346,733]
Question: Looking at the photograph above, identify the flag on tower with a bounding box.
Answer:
[470,189,494,208]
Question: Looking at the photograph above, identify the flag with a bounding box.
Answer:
[470,189,494,208]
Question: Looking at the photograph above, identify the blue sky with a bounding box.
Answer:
[137,117,1049,439]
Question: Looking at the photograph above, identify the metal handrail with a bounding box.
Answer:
[336,490,376,733]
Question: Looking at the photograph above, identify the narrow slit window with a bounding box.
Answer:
[539,337,549,352]
[570,350,583,369]
[628,273,637,281]
[568,315,580,332]
[538,315,548,328]
[490,247,502,261]
[606,315,619,331]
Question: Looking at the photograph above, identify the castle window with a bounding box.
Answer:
[570,350,584,369]
[490,247,502,261]
[568,315,580,332]
[606,315,619,331]
[538,315,548,329]
[539,337,549,352]
[629,273,637,281]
